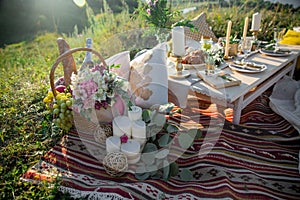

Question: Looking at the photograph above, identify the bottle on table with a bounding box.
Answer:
[81,38,94,70]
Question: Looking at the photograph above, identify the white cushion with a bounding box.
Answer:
[106,51,130,80]
[269,76,300,133]
[129,43,168,109]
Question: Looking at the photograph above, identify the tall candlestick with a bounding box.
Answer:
[172,26,185,56]
[251,12,261,31]
[224,20,232,58]
[243,17,249,41]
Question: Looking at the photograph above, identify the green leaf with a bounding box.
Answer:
[158,103,174,113]
[187,129,201,139]
[142,109,152,123]
[141,153,156,165]
[158,133,170,147]
[135,172,150,180]
[169,162,179,177]
[135,165,146,174]
[155,149,169,159]
[179,168,194,181]
[142,143,158,153]
[162,160,170,181]
[151,111,166,127]
[147,123,163,138]
[166,124,179,133]
[146,164,158,174]
[178,132,194,149]
[127,101,134,111]
[109,64,121,69]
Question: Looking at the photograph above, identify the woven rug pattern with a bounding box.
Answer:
[22,93,300,199]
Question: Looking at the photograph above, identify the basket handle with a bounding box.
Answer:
[50,47,108,98]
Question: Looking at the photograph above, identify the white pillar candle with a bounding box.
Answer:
[128,106,142,121]
[243,17,249,42]
[106,136,121,153]
[172,26,185,56]
[251,12,261,31]
[224,20,232,58]
[113,116,132,138]
[121,139,141,164]
[132,120,147,145]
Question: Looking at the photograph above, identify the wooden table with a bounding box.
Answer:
[171,50,300,124]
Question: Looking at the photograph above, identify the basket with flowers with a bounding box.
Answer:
[43,43,129,132]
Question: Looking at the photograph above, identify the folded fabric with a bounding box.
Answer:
[279,30,300,45]
[129,43,168,109]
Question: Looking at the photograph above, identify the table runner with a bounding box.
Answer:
[22,92,300,199]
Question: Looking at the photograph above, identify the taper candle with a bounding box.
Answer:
[243,17,249,41]
[224,20,232,58]
[251,12,261,31]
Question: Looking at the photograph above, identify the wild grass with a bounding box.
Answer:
[0,1,299,199]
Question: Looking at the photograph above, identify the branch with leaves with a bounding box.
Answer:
[134,103,202,181]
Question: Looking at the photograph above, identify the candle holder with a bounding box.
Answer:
[174,55,183,73]
[250,29,260,41]
[169,54,190,79]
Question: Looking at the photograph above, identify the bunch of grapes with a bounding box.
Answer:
[43,91,73,132]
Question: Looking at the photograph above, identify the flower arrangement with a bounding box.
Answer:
[203,42,224,66]
[71,64,129,118]
[133,0,195,43]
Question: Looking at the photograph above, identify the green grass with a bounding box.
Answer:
[0,1,299,199]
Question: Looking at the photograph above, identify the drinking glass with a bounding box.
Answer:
[274,28,285,49]
[240,37,253,59]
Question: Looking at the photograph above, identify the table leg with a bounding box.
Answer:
[232,96,244,124]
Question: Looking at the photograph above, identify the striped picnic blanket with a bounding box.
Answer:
[22,92,300,199]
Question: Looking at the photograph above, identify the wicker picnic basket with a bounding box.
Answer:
[50,38,113,141]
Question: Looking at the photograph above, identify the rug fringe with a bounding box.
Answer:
[59,186,133,200]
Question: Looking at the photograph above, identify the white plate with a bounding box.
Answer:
[229,64,267,73]
[259,49,291,57]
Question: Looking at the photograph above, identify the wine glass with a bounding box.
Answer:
[240,37,253,60]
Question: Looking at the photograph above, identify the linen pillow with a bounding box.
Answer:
[129,43,168,109]
[106,51,131,80]
[184,12,218,42]
[279,30,300,45]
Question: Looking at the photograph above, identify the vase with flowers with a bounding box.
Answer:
[202,43,224,75]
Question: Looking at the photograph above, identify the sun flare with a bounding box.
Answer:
[73,0,86,7]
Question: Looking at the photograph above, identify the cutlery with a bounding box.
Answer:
[233,60,265,69]
[230,64,262,71]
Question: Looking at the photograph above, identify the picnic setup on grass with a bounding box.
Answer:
[21,1,300,199]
